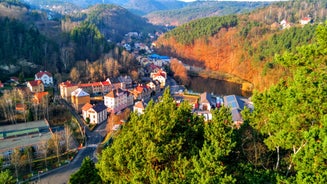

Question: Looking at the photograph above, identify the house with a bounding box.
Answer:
[150,69,167,88]
[133,101,146,115]
[300,17,311,25]
[223,95,251,127]
[104,88,134,113]
[10,77,19,84]
[0,120,52,160]
[59,81,78,98]
[27,80,44,93]
[33,92,49,104]
[280,19,291,29]
[131,84,151,101]
[197,111,212,121]
[15,103,27,113]
[35,71,53,86]
[199,92,214,111]
[146,80,161,94]
[82,103,108,124]
[71,88,90,112]
[118,75,133,89]
[107,78,126,90]
[78,83,93,94]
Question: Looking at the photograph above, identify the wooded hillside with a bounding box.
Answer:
[155,0,327,90]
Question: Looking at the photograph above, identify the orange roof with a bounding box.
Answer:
[134,101,145,109]
[60,81,76,87]
[82,103,93,111]
[28,80,43,87]
[101,81,110,86]
[16,103,27,111]
[302,17,311,21]
[78,82,103,88]
[33,92,49,103]
[78,83,93,87]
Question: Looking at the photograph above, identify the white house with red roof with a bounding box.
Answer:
[150,69,167,88]
[300,17,311,25]
[82,103,108,124]
[133,101,146,115]
[35,71,53,86]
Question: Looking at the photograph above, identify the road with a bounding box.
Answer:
[30,101,108,184]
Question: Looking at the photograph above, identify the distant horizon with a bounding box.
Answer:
[179,0,288,2]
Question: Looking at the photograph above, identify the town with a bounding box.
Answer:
[0,38,252,182]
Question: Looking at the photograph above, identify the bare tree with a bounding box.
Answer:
[10,148,24,180]
[38,141,48,170]
[70,67,80,83]
[0,90,17,124]
[64,124,73,153]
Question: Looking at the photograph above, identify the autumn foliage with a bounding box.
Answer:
[170,58,189,85]
[156,1,325,91]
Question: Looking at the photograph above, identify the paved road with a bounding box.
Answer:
[29,101,107,184]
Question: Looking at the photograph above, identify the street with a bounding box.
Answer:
[30,103,107,184]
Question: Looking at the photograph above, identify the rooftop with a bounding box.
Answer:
[0,120,51,153]
[71,88,90,97]
[36,71,52,78]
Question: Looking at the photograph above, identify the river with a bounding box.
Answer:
[186,76,252,97]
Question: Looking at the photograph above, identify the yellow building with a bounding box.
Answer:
[27,80,44,93]
[71,88,90,112]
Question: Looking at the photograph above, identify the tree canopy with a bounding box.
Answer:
[96,88,236,183]
[69,156,101,184]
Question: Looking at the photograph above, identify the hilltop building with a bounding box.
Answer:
[35,71,53,86]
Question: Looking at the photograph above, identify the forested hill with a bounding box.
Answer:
[155,0,327,91]
[145,1,270,26]
[81,4,160,42]
[0,0,162,80]
[23,0,187,15]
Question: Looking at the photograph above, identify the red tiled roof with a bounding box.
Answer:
[36,71,52,78]
[302,17,311,21]
[33,92,48,103]
[78,83,93,87]
[105,88,124,98]
[60,81,76,87]
[28,80,43,87]
[82,103,93,111]
[101,81,110,86]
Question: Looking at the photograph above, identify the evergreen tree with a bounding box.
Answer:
[69,157,101,184]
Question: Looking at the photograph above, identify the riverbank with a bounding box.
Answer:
[187,65,254,93]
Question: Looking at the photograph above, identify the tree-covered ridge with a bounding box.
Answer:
[83,4,160,42]
[0,17,57,66]
[69,21,111,61]
[245,22,327,183]
[255,24,316,64]
[97,88,236,183]
[156,0,327,91]
[146,1,270,26]
[165,15,238,45]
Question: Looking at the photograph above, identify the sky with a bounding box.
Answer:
[179,0,288,2]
